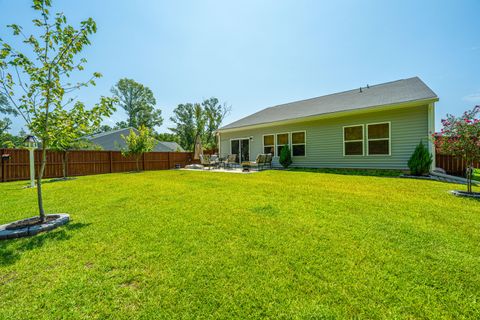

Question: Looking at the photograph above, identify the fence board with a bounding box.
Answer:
[0,149,195,182]
[436,154,480,177]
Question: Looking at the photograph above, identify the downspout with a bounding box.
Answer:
[428,103,436,171]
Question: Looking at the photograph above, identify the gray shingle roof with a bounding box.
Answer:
[219,77,438,131]
[85,127,185,152]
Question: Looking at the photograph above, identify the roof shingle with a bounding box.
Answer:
[220,77,437,131]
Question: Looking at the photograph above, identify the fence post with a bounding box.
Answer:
[0,148,4,182]
[167,152,171,169]
[143,153,146,171]
[109,151,113,173]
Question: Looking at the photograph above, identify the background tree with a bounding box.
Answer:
[0,117,12,135]
[0,0,115,222]
[435,106,480,193]
[202,97,231,149]
[121,126,155,172]
[49,100,112,179]
[169,103,197,151]
[111,78,163,131]
[169,97,230,151]
[155,132,179,143]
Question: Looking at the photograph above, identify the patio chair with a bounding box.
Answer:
[242,154,266,171]
[225,154,238,169]
[210,154,220,169]
[200,154,214,169]
[264,153,273,169]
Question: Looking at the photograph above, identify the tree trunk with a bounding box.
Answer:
[467,164,473,194]
[136,156,140,172]
[62,151,67,179]
[37,146,47,222]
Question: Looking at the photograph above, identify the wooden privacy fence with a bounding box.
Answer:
[436,154,480,177]
[0,149,196,182]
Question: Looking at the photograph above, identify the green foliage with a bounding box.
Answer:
[0,170,479,318]
[0,117,12,135]
[111,78,163,130]
[435,106,480,193]
[279,144,292,168]
[473,168,480,181]
[0,0,113,219]
[155,132,179,143]
[121,126,156,171]
[407,141,433,176]
[49,98,115,153]
[169,97,230,151]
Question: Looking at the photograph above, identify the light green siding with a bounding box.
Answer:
[219,105,429,169]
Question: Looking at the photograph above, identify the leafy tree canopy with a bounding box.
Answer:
[169,98,230,151]
[111,78,163,131]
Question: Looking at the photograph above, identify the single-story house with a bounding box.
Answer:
[85,127,184,152]
[217,77,438,170]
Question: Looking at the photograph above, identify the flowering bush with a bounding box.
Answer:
[434,106,480,193]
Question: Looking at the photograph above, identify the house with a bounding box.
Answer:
[217,77,438,170]
[85,127,184,152]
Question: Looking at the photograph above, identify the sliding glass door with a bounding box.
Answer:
[230,139,250,163]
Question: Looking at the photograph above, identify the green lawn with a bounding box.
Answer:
[1,170,479,319]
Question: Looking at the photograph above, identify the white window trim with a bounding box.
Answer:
[366,122,391,156]
[262,134,275,157]
[275,132,290,158]
[291,130,306,157]
[343,124,364,156]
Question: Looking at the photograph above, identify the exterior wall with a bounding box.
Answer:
[219,105,429,169]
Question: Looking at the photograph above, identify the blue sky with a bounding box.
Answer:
[1,0,479,134]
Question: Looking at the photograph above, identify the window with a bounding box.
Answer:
[367,122,390,155]
[291,131,306,156]
[276,133,289,156]
[263,134,275,156]
[343,125,364,156]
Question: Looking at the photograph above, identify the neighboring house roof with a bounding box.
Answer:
[219,77,438,131]
[85,127,185,152]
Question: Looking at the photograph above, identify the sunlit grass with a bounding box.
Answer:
[1,170,479,319]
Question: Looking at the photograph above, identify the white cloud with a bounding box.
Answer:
[463,93,480,103]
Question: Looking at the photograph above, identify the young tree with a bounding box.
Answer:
[49,100,112,179]
[111,78,163,130]
[121,126,156,172]
[0,0,115,222]
[435,106,480,193]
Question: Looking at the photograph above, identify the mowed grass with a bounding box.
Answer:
[0,170,479,319]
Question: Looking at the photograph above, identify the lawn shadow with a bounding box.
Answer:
[0,222,90,267]
[287,167,404,178]
[43,177,77,184]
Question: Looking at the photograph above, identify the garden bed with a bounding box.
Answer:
[0,214,70,240]
[449,190,480,199]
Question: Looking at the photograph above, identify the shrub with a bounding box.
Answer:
[474,169,480,181]
[408,141,433,176]
[279,145,292,168]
